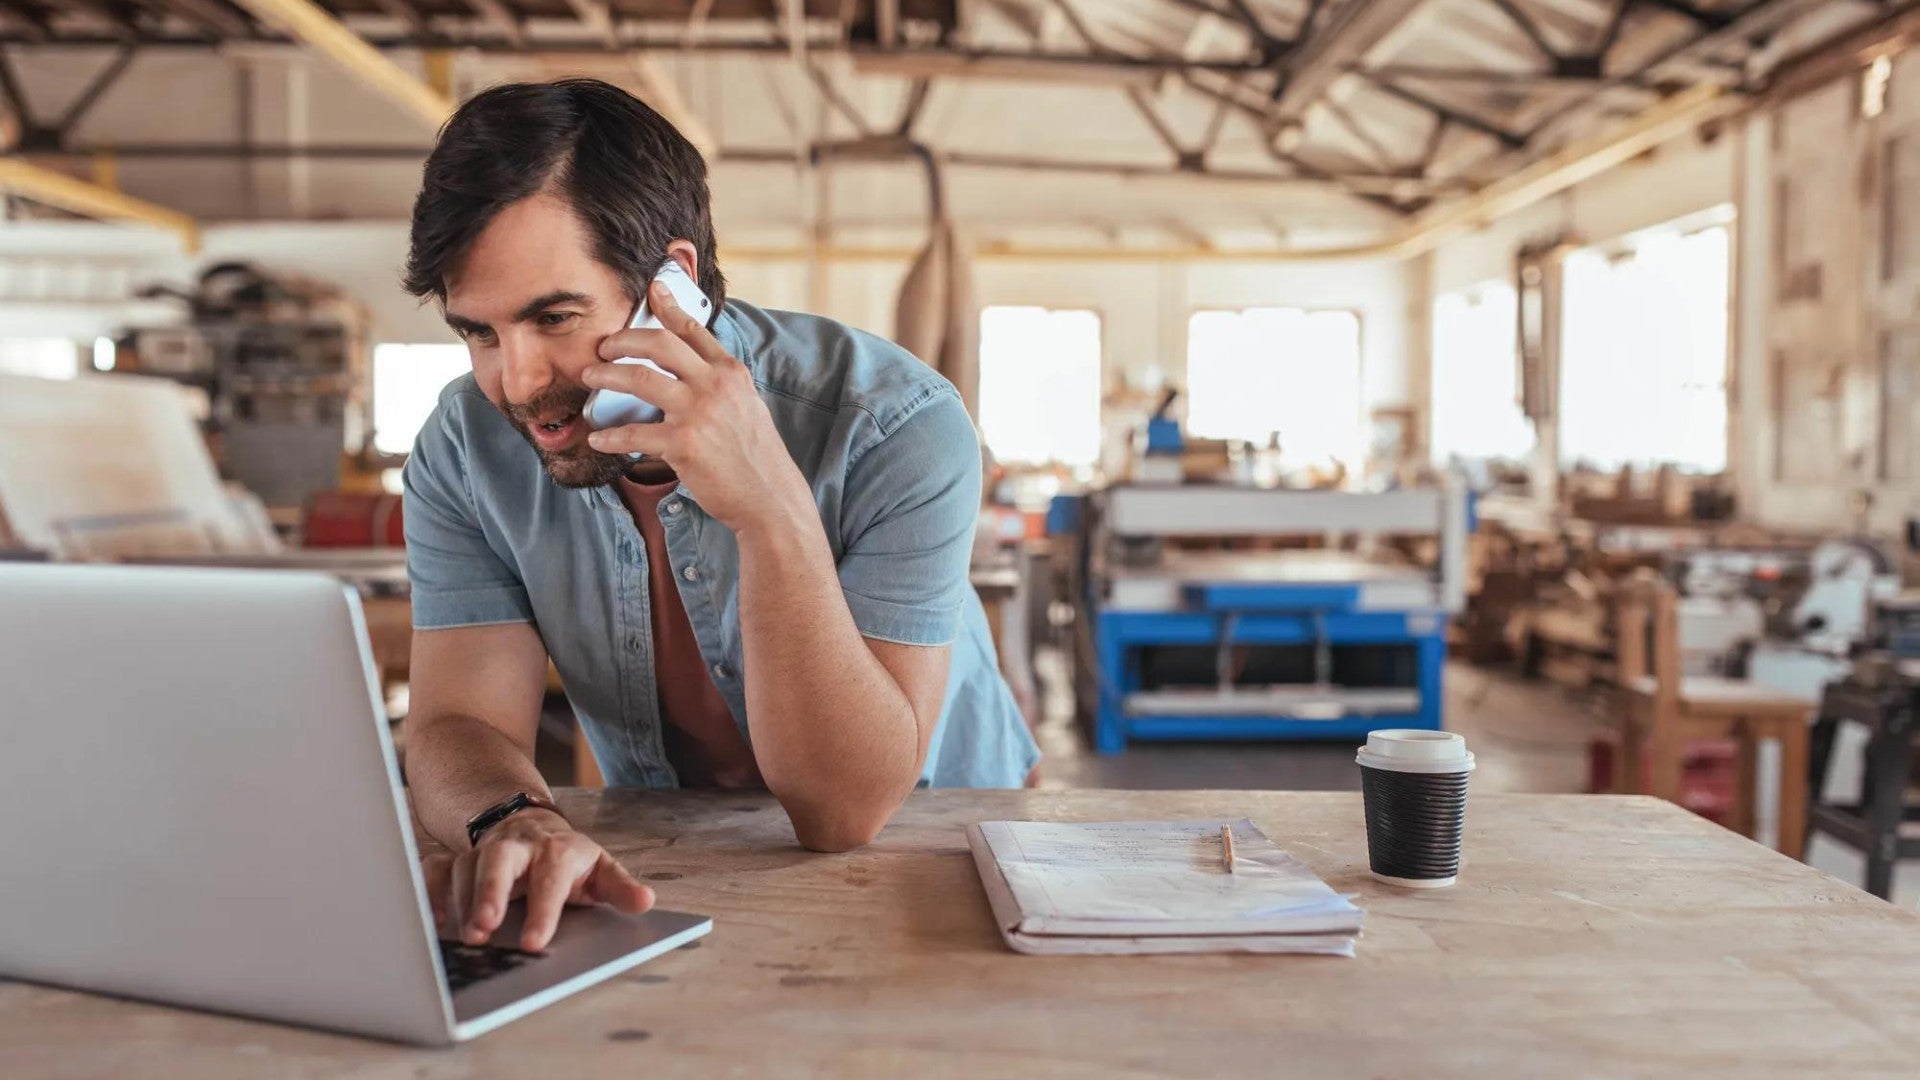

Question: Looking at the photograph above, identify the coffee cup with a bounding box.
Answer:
[1356,729,1475,888]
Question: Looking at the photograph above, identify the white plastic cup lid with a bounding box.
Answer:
[1355,729,1475,774]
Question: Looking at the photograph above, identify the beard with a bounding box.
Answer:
[498,383,630,490]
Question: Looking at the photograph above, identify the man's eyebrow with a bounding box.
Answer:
[444,311,488,337]
[443,291,595,337]
[512,290,595,323]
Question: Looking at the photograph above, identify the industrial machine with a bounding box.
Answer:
[1746,538,1900,699]
[116,262,371,514]
[1074,483,1469,751]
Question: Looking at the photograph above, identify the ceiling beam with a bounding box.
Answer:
[849,47,1209,87]
[1481,0,1562,61]
[894,75,931,136]
[1361,62,1652,89]
[0,33,1277,79]
[1760,0,1920,105]
[0,2,48,43]
[1595,0,1634,60]
[55,43,137,134]
[1125,85,1190,163]
[367,0,429,37]
[727,140,1449,196]
[563,0,616,49]
[0,156,197,249]
[462,0,525,49]
[225,0,451,129]
[62,0,142,37]
[1269,0,1428,127]
[158,0,252,39]
[1383,83,1741,259]
[1638,0,1735,32]
[1360,74,1528,149]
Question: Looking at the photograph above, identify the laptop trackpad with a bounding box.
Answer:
[449,904,711,1026]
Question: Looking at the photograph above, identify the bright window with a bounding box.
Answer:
[1186,308,1363,470]
[0,339,80,380]
[1559,217,1731,472]
[977,306,1102,467]
[372,343,470,455]
[1430,282,1532,464]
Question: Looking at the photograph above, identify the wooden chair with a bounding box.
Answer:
[1615,577,1816,857]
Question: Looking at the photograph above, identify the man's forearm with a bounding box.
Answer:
[406,713,556,851]
[733,499,924,850]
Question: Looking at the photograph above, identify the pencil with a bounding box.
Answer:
[1221,824,1235,874]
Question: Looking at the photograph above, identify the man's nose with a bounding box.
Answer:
[499,334,557,406]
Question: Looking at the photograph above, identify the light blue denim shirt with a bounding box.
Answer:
[402,298,1039,789]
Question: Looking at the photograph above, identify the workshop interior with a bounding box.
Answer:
[6,0,1920,1073]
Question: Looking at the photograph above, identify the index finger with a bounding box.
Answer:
[646,278,730,366]
[519,842,588,953]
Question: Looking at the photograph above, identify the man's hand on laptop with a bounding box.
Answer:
[421,809,655,952]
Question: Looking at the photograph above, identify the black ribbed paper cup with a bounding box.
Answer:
[1356,730,1474,888]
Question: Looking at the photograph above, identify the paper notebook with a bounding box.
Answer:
[966,819,1362,956]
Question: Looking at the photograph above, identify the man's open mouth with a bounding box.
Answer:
[526,411,586,450]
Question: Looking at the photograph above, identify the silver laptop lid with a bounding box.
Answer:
[0,564,452,1044]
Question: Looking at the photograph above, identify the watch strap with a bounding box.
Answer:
[464,792,563,848]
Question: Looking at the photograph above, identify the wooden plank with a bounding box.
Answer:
[7,790,1920,1075]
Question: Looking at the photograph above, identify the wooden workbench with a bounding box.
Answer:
[8,791,1920,1077]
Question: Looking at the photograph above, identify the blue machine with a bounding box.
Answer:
[1086,485,1468,753]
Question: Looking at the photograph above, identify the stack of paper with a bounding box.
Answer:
[966,818,1362,956]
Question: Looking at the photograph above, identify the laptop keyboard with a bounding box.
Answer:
[438,940,542,992]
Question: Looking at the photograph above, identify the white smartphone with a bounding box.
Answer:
[582,259,713,431]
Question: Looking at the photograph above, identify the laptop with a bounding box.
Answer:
[0,563,710,1045]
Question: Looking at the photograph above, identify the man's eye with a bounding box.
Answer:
[538,312,577,328]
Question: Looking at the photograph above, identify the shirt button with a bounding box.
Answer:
[681,565,699,582]
[712,663,730,680]
[665,499,682,515]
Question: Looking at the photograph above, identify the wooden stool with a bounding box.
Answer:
[1807,667,1920,898]
[1616,578,1816,857]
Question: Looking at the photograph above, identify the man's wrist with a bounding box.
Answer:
[465,791,566,847]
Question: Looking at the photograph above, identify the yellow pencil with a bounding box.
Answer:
[1221,824,1235,874]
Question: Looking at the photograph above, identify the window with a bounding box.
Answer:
[1186,308,1363,470]
[1429,282,1532,465]
[1559,217,1731,473]
[0,339,80,380]
[372,343,470,456]
[977,306,1102,467]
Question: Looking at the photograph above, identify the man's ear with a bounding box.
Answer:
[664,238,698,282]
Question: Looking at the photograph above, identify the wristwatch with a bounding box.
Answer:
[465,791,563,848]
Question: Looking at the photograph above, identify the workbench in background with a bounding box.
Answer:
[1079,485,1468,752]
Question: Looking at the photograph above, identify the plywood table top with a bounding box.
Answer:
[8,790,1920,1078]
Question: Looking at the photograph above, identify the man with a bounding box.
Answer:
[399,79,1038,954]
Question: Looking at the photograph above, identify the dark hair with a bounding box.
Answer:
[403,78,726,319]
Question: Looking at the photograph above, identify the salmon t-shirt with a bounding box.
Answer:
[615,478,764,789]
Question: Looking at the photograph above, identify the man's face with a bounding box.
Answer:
[443,193,646,488]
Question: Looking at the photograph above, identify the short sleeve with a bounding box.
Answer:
[402,405,534,630]
[835,392,982,646]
